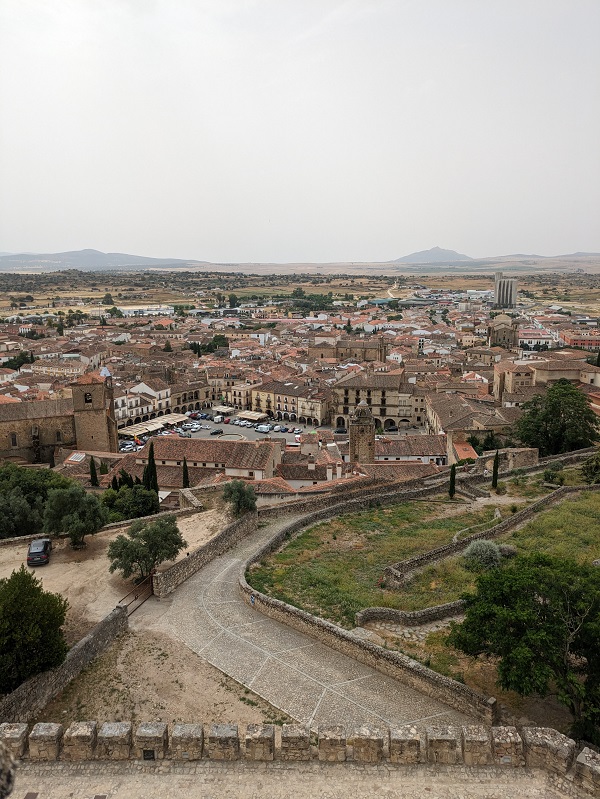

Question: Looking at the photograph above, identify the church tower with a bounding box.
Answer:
[348,399,375,463]
[71,370,118,452]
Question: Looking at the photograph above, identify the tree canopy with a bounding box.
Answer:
[107,515,187,581]
[448,553,600,743]
[43,484,108,547]
[0,464,71,539]
[100,484,159,523]
[0,565,68,694]
[223,480,257,516]
[513,380,600,456]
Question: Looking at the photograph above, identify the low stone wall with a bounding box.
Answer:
[355,601,467,628]
[0,606,127,723]
[384,485,600,587]
[152,514,257,598]
[2,719,598,795]
[0,507,199,549]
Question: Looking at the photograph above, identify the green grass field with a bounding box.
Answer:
[248,489,600,625]
[248,501,500,627]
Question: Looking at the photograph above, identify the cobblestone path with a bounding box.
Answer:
[133,515,476,729]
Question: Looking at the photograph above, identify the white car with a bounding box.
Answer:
[273,425,282,432]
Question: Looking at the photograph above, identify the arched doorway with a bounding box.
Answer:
[384,418,396,430]
[336,416,346,428]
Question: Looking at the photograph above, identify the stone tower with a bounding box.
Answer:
[71,370,119,452]
[348,399,375,463]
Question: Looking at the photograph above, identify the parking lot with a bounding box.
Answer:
[119,414,319,452]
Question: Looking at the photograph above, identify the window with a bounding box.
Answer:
[84,392,92,404]
[56,430,62,443]
[10,432,17,447]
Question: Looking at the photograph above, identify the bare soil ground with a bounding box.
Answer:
[0,508,228,645]
[35,629,291,727]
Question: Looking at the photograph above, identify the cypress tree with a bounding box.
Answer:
[48,449,55,469]
[147,441,159,494]
[182,457,190,488]
[89,457,99,487]
[111,475,119,491]
[492,450,500,489]
[449,463,456,499]
[596,349,600,368]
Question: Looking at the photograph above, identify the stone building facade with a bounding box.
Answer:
[0,372,118,463]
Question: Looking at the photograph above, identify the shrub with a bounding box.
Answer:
[463,540,502,572]
[495,482,507,495]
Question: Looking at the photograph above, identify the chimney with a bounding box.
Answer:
[336,461,343,479]
[326,462,333,482]
[308,454,316,471]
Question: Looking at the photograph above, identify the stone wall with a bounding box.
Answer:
[0,606,127,723]
[384,485,600,587]
[152,514,257,598]
[355,601,467,628]
[2,719,599,796]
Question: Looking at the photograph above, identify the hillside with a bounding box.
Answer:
[393,247,473,264]
[0,249,200,271]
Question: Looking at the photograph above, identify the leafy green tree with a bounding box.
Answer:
[99,462,109,475]
[491,450,499,489]
[0,488,43,539]
[513,380,600,456]
[101,292,114,305]
[223,480,257,516]
[107,515,187,581]
[182,457,190,489]
[448,464,456,499]
[101,485,159,522]
[0,565,68,693]
[228,293,239,308]
[89,457,99,487]
[448,554,600,743]
[43,484,108,548]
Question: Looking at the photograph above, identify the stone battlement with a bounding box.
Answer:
[1,721,599,796]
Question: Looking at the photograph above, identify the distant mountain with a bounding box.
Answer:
[0,249,202,271]
[393,247,473,264]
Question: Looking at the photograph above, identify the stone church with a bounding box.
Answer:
[0,371,118,463]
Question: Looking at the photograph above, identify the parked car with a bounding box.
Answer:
[333,427,347,435]
[279,426,288,432]
[273,425,282,432]
[210,428,223,435]
[199,413,207,419]
[179,431,192,438]
[27,538,52,567]
[224,417,231,424]
[293,428,302,434]
[386,426,399,433]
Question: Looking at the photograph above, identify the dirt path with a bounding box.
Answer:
[0,508,228,644]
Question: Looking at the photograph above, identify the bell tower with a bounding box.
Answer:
[349,400,375,463]
[71,370,118,452]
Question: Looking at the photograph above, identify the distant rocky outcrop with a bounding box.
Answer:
[393,247,473,264]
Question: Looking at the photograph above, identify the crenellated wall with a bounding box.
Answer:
[1,720,598,796]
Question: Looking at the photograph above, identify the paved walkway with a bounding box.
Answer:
[133,515,476,729]
[14,760,568,799]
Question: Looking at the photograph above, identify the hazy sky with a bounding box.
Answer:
[1,0,599,262]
